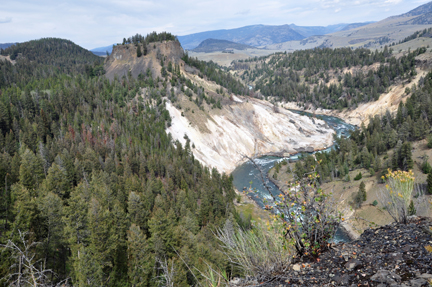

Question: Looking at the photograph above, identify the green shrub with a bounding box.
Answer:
[428,135,432,148]
[353,181,367,209]
[408,200,416,216]
[354,172,362,180]
[428,173,432,195]
[275,168,342,258]
[372,200,378,206]
[422,158,432,174]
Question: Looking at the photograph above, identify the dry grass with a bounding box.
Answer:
[215,219,292,282]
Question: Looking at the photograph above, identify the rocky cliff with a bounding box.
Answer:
[104,40,184,81]
[166,95,334,174]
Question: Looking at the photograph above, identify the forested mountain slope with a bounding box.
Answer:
[0,34,243,286]
[0,38,104,88]
[233,46,426,111]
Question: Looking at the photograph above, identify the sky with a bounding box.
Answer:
[1,0,431,50]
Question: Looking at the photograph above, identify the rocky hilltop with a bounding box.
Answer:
[104,40,184,80]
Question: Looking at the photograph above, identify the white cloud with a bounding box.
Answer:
[0,17,12,23]
[384,0,402,4]
[235,9,251,15]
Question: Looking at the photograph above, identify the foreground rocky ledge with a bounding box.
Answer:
[231,217,432,286]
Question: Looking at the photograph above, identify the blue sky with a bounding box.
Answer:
[0,0,430,49]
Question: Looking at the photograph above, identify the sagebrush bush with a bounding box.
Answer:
[377,169,414,223]
[215,219,292,282]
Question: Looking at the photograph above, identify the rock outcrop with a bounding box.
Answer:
[104,40,184,81]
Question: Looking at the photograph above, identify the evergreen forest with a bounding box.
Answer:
[0,37,243,286]
[234,46,424,109]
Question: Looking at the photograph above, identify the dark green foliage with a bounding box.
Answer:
[359,181,367,201]
[398,27,432,44]
[408,200,416,216]
[121,31,177,45]
[421,158,432,174]
[294,68,432,184]
[427,135,432,148]
[354,172,363,181]
[428,173,432,195]
[0,38,103,88]
[372,200,378,206]
[137,45,142,57]
[353,181,366,209]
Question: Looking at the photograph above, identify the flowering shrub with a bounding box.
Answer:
[378,169,415,224]
[272,165,343,258]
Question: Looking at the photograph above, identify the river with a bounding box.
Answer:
[231,110,356,242]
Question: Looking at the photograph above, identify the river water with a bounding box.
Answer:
[231,110,356,242]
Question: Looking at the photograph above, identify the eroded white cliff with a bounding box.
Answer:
[166,96,334,174]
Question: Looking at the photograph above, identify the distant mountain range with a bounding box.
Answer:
[178,22,372,50]
[0,43,17,49]
[178,24,305,49]
[90,45,113,55]
[288,22,373,37]
[90,21,373,54]
[191,39,255,53]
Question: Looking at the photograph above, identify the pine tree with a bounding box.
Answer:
[359,181,367,201]
[127,224,154,286]
[408,200,416,216]
[137,45,142,58]
[427,172,432,195]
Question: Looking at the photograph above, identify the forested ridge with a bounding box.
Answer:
[0,38,105,89]
[234,46,424,109]
[0,36,243,286]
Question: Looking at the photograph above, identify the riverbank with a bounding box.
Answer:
[233,188,271,222]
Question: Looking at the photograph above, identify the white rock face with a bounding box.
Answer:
[166,96,334,174]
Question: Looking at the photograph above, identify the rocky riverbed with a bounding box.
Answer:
[231,216,432,286]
